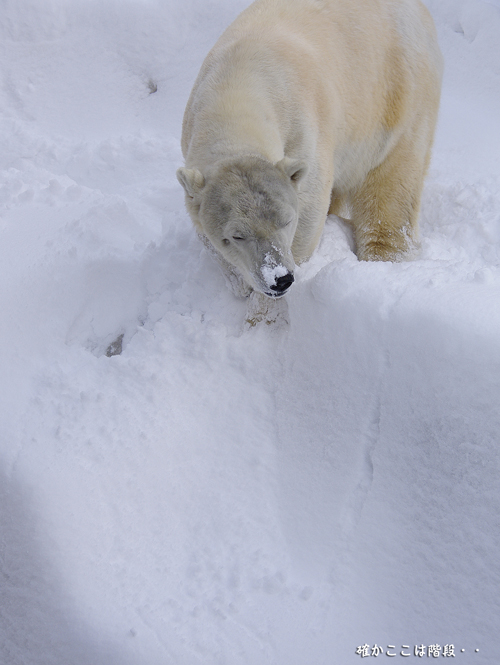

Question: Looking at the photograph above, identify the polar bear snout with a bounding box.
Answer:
[269,272,294,296]
[257,243,296,297]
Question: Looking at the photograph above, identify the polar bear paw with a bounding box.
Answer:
[244,291,290,330]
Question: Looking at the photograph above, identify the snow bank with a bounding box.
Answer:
[1,1,499,663]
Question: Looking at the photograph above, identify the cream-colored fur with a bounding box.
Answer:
[177,0,443,296]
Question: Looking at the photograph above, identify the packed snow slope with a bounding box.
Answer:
[1,1,500,663]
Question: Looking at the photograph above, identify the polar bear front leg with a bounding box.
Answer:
[244,291,289,329]
[350,134,430,262]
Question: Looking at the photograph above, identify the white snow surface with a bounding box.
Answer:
[1,1,499,663]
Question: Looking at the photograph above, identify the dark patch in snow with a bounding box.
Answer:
[105,333,124,357]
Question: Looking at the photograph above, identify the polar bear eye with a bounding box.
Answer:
[222,239,230,245]
[232,235,245,241]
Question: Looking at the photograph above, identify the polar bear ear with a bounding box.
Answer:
[176,167,206,199]
[276,157,308,186]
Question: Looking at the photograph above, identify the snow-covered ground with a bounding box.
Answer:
[1,1,499,663]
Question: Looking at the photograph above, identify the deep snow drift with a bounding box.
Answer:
[1,1,499,664]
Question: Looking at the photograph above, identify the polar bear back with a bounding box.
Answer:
[182,0,442,182]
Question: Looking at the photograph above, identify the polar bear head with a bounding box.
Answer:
[177,155,307,297]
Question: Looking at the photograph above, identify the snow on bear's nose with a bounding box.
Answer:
[259,247,295,296]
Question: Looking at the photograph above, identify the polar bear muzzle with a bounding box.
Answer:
[269,272,294,296]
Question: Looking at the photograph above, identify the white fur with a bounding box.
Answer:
[177,0,443,296]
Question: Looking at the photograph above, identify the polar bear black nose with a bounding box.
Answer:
[270,273,295,293]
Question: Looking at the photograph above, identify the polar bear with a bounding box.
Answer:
[177,0,442,298]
